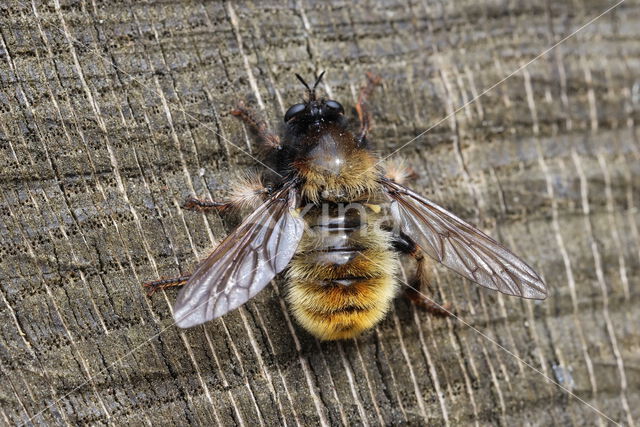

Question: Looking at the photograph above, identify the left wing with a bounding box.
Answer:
[381,178,547,299]
[173,181,304,328]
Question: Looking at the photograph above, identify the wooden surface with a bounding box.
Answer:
[1,0,639,425]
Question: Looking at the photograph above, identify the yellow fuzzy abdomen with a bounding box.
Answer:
[287,273,397,340]
[286,221,398,340]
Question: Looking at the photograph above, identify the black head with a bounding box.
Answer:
[284,72,345,126]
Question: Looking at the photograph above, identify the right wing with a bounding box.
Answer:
[173,181,304,328]
[382,178,547,299]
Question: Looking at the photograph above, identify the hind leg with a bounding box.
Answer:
[143,275,190,296]
[405,256,452,317]
[392,233,453,317]
[183,197,231,212]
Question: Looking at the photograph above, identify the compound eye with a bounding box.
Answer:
[284,103,306,122]
[325,100,344,114]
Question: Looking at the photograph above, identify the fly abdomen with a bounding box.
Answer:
[312,250,360,266]
[286,201,398,340]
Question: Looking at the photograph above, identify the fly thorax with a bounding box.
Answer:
[307,132,347,176]
[295,126,380,203]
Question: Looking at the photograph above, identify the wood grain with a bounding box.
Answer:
[0,0,638,425]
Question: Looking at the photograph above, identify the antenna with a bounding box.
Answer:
[313,71,325,91]
[295,71,325,101]
[295,73,310,91]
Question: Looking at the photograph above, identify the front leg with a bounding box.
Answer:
[356,72,382,146]
[392,232,453,317]
[231,103,281,150]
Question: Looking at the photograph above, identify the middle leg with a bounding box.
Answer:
[183,197,231,211]
[184,173,271,212]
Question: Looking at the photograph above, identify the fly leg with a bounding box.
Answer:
[184,175,271,212]
[356,72,382,146]
[143,275,190,296]
[392,233,453,317]
[383,159,419,185]
[406,254,453,317]
[183,197,231,212]
[231,103,281,150]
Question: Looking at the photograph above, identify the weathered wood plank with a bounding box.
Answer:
[0,0,638,425]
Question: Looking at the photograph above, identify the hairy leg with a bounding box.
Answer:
[146,175,272,295]
[231,103,281,149]
[183,172,270,212]
[356,72,382,146]
[383,159,418,185]
[392,233,453,317]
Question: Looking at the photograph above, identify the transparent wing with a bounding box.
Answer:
[382,179,547,299]
[173,182,304,328]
